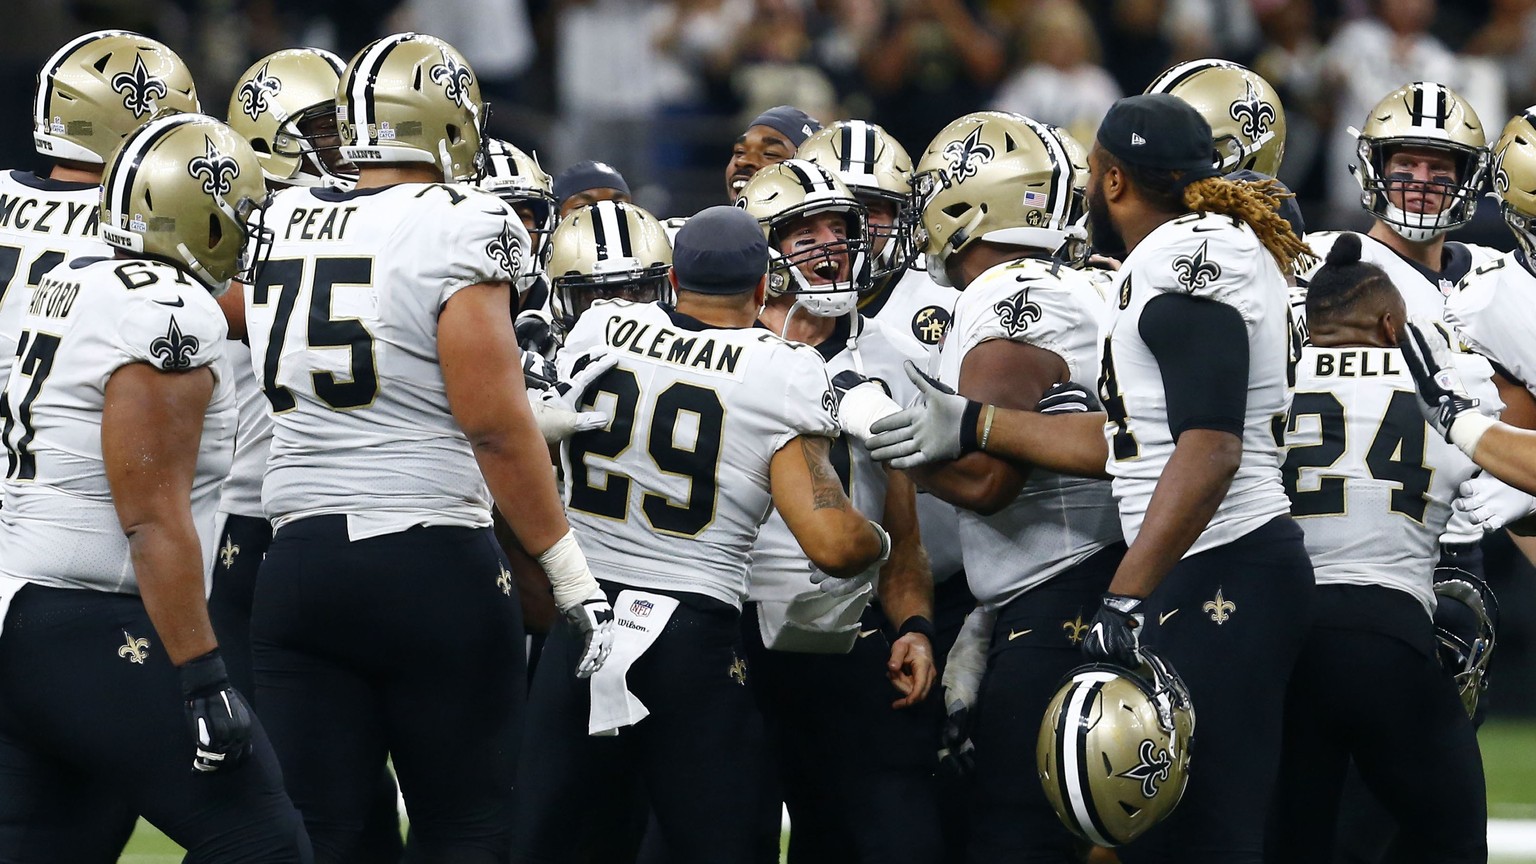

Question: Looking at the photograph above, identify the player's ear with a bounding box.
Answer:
[753,275,767,309]
[1381,310,1401,348]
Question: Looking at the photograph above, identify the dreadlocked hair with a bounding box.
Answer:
[1304,232,1397,325]
[1105,152,1317,274]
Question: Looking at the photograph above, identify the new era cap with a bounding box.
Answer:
[1097,93,1221,183]
[672,206,768,295]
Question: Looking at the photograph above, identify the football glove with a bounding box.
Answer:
[1037,381,1099,414]
[528,352,621,444]
[515,307,558,361]
[831,370,902,446]
[178,649,254,774]
[538,530,614,678]
[1398,319,1493,457]
[523,350,558,392]
[560,588,616,678]
[938,606,993,777]
[807,521,892,596]
[1455,474,1536,533]
[1082,593,1144,668]
[867,361,982,469]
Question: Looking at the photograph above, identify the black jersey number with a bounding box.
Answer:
[1098,335,1138,460]
[1282,389,1432,521]
[568,368,725,537]
[0,331,60,481]
[0,244,66,309]
[252,257,379,412]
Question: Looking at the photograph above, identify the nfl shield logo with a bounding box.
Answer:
[630,599,654,617]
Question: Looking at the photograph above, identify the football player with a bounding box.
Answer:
[0,112,309,860]
[886,111,1127,862]
[736,159,939,862]
[516,205,891,864]
[868,94,1316,863]
[1272,234,1489,864]
[546,199,672,340]
[552,159,632,218]
[477,136,557,318]
[1144,59,1287,177]
[245,33,612,862]
[726,105,822,203]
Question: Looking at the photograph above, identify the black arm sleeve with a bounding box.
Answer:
[1139,292,1249,440]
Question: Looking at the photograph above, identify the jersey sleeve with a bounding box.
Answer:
[413,186,531,310]
[772,343,839,453]
[1445,259,1534,391]
[111,289,227,375]
[1451,350,1504,418]
[954,261,1100,382]
[1134,215,1272,326]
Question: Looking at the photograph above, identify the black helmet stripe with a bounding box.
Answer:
[784,160,834,193]
[611,203,634,259]
[104,113,192,224]
[343,34,409,144]
[35,30,134,133]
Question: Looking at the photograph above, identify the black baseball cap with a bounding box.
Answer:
[672,206,768,295]
[553,160,631,206]
[1097,93,1221,183]
[1225,169,1306,239]
[746,106,822,149]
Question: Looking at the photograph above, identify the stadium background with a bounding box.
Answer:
[5,0,1536,859]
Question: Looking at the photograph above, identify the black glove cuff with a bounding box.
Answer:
[177,648,229,698]
[898,615,936,641]
[959,399,984,454]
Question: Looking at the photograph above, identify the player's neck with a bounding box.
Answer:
[949,241,1039,289]
[673,296,758,329]
[1116,206,1179,256]
[1367,221,1443,272]
[49,161,101,184]
[759,298,836,345]
[354,166,443,188]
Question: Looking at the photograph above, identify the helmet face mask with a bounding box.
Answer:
[797,120,917,285]
[1145,59,1287,176]
[546,200,674,337]
[1352,82,1487,243]
[1433,570,1498,718]
[229,48,356,190]
[737,159,872,318]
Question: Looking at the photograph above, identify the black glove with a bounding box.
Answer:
[1037,381,1099,414]
[1082,593,1144,668]
[1397,319,1481,443]
[937,704,976,778]
[831,369,890,401]
[522,351,558,391]
[515,308,558,361]
[179,649,254,774]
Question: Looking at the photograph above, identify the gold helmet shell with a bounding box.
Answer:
[547,200,673,336]
[1145,59,1286,176]
[911,112,1081,286]
[228,48,354,189]
[338,33,484,182]
[34,30,200,165]
[797,119,915,282]
[1353,81,1488,242]
[736,158,871,317]
[1038,650,1196,847]
[1050,124,1091,268]
[100,114,269,294]
[1490,110,1536,259]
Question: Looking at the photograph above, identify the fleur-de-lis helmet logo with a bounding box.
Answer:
[111,54,170,119]
[150,316,200,370]
[1492,146,1510,196]
[429,51,475,109]
[1117,739,1174,799]
[943,126,996,184]
[187,136,241,197]
[1229,79,1277,142]
[1172,240,1222,293]
[485,222,523,279]
[994,281,1043,337]
[236,61,282,121]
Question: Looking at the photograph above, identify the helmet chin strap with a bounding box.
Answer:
[780,297,807,340]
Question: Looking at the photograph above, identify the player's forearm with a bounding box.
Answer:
[978,409,1112,480]
[1109,429,1240,598]
[129,520,218,666]
[876,471,932,625]
[800,514,885,578]
[908,452,1025,515]
[472,429,571,556]
[1469,423,1536,497]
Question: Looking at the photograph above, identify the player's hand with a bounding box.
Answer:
[867,360,981,469]
[559,588,615,678]
[1398,319,1481,442]
[808,521,891,596]
[178,649,254,774]
[522,350,558,392]
[831,370,903,446]
[1455,474,1536,532]
[1037,381,1099,415]
[515,308,558,360]
[528,391,609,444]
[888,631,935,709]
[938,606,993,775]
[1082,593,1144,668]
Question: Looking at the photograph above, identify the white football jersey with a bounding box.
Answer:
[939,257,1122,608]
[1103,213,1294,554]
[0,171,111,387]
[1445,251,1536,403]
[749,315,925,605]
[559,300,839,609]
[217,339,272,518]
[1286,346,1497,614]
[248,183,529,537]
[0,258,234,593]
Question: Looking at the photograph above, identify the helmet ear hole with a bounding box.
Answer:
[93,53,112,73]
[447,124,462,145]
[413,65,423,91]
[943,202,970,219]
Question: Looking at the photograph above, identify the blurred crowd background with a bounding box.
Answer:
[9,0,1536,718]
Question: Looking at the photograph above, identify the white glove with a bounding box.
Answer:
[867,361,980,469]
[529,353,621,444]
[1455,474,1536,532]
[808,521,892,596]
[831,370,903,446]
[1398,319,1494,457]
[938,606,994,775]
[537,530,614,678]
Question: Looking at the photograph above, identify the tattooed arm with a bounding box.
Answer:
[770,434,887,578]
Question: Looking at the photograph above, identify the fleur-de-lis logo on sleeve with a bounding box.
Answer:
[485,222,523,279]
[236,62,282,121]
[1171,240,1222,293]
[111,55,169,118]
[1228,79,1277,142]
[993,280,1044,337]
[150,316,200,370]
[943,127,995,184]
[429,51,475,109]
[188,137,241,198]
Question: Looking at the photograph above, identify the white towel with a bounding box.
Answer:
[588,589,679,736]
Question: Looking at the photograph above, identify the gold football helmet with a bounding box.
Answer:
[337,33,483,182]
[1491,110,1536,259]
[1145,59,1287,176]
[546,200,673,337]
[1432,570,1498,719]
[33,30,200,165]
[478,138,556,251]
[911,112,1082,287]
[1353,81,1488,242]
[736,159,871,318]
[99,114,269,294]
[1051,125,1092,268]
[1037,650,1195,847]
[796,119,915,283]
[228,48,355,189]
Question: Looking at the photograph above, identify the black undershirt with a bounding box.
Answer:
[1139,292,1249,440]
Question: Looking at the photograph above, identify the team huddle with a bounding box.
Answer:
[0,22,1519,864]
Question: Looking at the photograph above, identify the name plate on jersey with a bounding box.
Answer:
[602,317,747,382]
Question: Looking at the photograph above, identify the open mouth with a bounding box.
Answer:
[730,173,754,195]
[808,256,843,284]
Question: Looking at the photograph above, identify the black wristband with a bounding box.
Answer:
[177,648,229,698]
[959,399,983,454]
[898,615,936,641]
